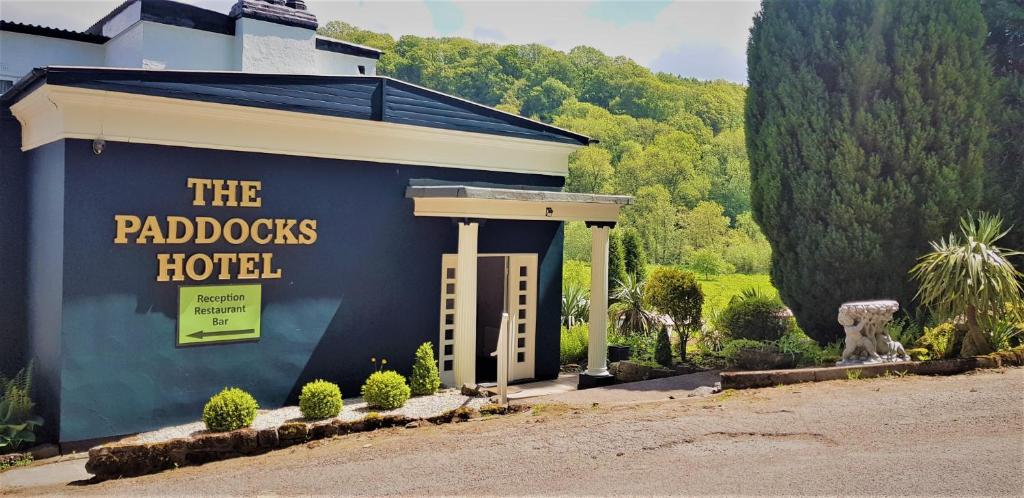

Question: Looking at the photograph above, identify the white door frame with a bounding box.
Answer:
[437,252,538,387]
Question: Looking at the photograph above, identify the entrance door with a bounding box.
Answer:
[505,254,537,381]
[437,253,537,386]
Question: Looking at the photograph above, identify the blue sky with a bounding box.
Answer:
[0,0,759,83]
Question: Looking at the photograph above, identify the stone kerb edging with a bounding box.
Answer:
[720,347,1024,390]
[87,404,521,480]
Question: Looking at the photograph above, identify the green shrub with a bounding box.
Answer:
[645,267,704,361]
[885,317,925,347]
[1,362,43,454]
[654,325,673,367]
[409,342,441,396]
[562,259,591,290]
[560,324,589,365]
[916,322,964,360]
[985,318,1023,352]
[721,339,771,358]
[361,371,411,410]
[299,380,343,420]
[720,339,776,367]
[775,331,826,366]
[203,387,259,432]
[719,295,788,342]
[906,347,931,361]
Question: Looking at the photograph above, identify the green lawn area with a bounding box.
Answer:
[563,259,779,315]
[696,273,778,313]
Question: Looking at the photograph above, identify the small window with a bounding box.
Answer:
[446,268,455,279]
[518,309,526,319]
[444,329,453,341]
[446,283,455,294]
[518,323,526,334]
[444,344,453,355]
[357,65,366,75]
[519,281,527,291]
[517,352,525,363]
[519,266,527,277]
[444,359,453,371]
[445,314,454,325]
[0,80,13,94]
[518,294,526,305]
[445,298,454,310]
[517,338,525,348]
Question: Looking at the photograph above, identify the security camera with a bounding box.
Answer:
[92,139,105,155]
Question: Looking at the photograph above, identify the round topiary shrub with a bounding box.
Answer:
[361,370,411,410]
[719,295,789,342]
[202,387,259,432]
[299,379,343,420]
[409,342,441,396]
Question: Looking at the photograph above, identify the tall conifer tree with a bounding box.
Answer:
[747,0,993,342]
[982,0,1024,255]
[622,229,648,281]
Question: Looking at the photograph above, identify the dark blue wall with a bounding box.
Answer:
[53,139,564,442]
[25,140,66,443]
[0,109,28,377]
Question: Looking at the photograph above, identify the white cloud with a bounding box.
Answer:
[0,0,759,81]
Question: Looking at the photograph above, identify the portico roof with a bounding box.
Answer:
[406,181,632,223]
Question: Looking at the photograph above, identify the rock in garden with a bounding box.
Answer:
[257,428,279,448]
[277,422,309,442]
[613,360,651,383]
[27,443,59,460]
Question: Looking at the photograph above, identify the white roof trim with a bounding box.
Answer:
[407,186,631,223]
[9,84,582,176]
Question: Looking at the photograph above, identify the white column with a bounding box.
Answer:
[454,220,479,386]
[587,223,611,377]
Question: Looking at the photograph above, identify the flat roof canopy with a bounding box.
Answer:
[406,184,632,223]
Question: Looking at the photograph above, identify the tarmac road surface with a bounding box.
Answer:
[3,368,1022,496]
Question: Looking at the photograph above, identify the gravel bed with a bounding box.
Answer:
[131,389,487,444]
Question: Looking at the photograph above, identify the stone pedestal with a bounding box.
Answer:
[836,300,909,365]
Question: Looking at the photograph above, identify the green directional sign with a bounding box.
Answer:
[177,284,261,346]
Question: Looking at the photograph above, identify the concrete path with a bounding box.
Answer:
[530,370,720,405]
[506,372,579,399]
[0,455,91,492]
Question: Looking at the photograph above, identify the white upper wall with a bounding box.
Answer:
[235,18,316,74]
[0,0,378,86]
[316,43,377,76]
[0,31,104,83]
[142,23,235,71]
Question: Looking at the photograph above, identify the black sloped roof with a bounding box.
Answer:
[0,20,108,44]
[2,67,591,146]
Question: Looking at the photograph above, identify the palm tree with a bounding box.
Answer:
[610,273,658,336]
[560,282,589,328]
[910,213,1024,357]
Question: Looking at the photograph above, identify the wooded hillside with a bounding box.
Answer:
[320,22,769,273]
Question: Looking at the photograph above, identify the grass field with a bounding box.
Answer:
[696,273,778,313]
[563,260,779,314]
